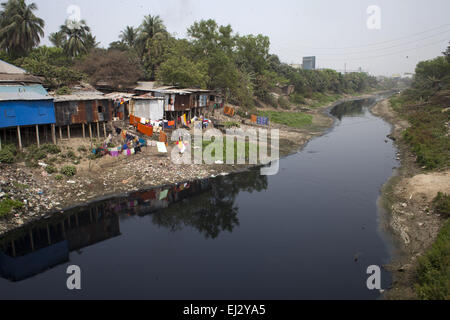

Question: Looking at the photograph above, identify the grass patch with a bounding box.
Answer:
[402,106,449,170]
[415,219,450,300]
[0,198,24,218]
[258,110,313,128]
[309,93,342,108]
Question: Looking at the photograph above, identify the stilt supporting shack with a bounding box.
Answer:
[17,126,22,150]
[51,124,56,144]
[97,122,100,138]
[82,123,85,139]
[103,122,107,138]
[59,126,62,141]
[67,125,71,140]
[89,123,92,140]
[35,125,40,148]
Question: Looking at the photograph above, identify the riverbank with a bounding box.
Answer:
[371,99,449,300]
[0,92,382,236]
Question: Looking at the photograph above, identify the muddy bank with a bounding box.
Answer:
[0,93,382,236]
[371,100,449,300]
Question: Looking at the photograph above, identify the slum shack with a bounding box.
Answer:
[52,92,113,140]
[129,94,165,136]
[0,59,56,149]
[103,92,135,121]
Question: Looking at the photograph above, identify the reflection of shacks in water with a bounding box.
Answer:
[0,170,268,282]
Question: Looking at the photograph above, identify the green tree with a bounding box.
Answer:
[157,55,209,88]
[0,0,44,57]
[119,26,138,48]
[49,31,65,48]
[59,19,91,57]
[136,14,169,79]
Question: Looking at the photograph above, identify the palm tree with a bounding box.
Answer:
[0,0,44,57]
[119,26,137,48]
[49,31,65,48]
[59,19,91,57]
[84,33,99,51]
[136,15,167,56]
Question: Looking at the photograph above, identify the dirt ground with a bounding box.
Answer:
[371,100,449,300]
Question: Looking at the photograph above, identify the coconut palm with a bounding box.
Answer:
[59,19,91,57]
[136,14,167,56]
[0,0,44,57]
[49,31,65,48]
[119,26,138,48]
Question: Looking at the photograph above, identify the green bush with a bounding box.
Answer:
[54,174,63,181]
[0,148,15,163]
[45,165,57,174]
[290,93,306,105]
[415,220,450,300]
[433,193,450,217]
[40,144,61,154]
[61,165,77,177]
[55,86,72,95]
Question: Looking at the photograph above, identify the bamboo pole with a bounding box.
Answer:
[17,126,22,150]
[51,124,56,144]
[35,125,40,148]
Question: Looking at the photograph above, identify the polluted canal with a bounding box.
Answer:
[0,97,398,299]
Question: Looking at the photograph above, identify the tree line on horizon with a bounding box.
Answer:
[0,0,411,109]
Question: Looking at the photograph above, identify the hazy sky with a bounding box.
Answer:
[32,0,450,76]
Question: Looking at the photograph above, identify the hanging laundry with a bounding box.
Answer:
[159,189,169,200]
[157,142,167,153]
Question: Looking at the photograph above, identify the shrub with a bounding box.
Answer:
[0,148,15,164]
[77,146,87,153]
[45,165,57,174]
[54,174,63,181]
[61,165,77,177]
[66,151,76,160]
[415,220,450,300]
[433,193,450,217]
[55,86,72,95]
[40,144,61,154]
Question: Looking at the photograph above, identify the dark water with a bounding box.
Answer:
[0,97,398,300]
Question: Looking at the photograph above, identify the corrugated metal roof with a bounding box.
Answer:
[135,81,176,91]
[0,91,53,101]
[103,92,135,100]
[53,94,106,102]
[133,93,165,100]
[0,59,26,74]
[52,90,106,102]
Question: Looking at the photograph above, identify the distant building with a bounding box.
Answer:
[303,56,316,70]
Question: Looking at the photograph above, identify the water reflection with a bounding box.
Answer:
[0,169,267,282]
[330,98,374,120]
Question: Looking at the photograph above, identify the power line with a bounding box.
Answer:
[308,29,450,56]
[295,22,450,50]
[317,37,448,62]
